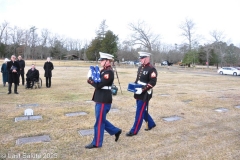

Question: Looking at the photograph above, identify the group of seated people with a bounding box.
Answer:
[26,64,40,88]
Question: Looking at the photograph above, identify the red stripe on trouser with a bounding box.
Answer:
[134,102,146,134]
[96,103,104,147]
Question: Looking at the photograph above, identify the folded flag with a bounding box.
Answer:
[90,66,101,83]
[95,65,101,82]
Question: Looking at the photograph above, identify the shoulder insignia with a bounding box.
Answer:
[104,74,109,79]
[151,72,156,78]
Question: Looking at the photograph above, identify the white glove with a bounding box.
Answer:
[87,70,92,78]
[135,88,142,94]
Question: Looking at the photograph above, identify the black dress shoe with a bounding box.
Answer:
[7,92,11,94]
[126,131,136,137]
[115,129,122,142]
[145,124,156,131]
[14,92,18,94]
[85,143,97,149]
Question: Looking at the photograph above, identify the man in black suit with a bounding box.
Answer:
[17,55,25,85]
[7,55,20,94]
[26,64,39,88]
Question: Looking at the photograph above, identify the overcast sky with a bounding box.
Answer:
[0,0,239,46]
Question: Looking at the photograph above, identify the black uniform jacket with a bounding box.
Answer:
[87,66,114,104]
[17,59,25,74]
[26,69,39,80]
[134,63,158,101]
[7,60,20,84]
[43,62,54,77]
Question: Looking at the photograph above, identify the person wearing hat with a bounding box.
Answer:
[126,51,157,136]
[17,55,25,86]
[1,58,10,87]
[85,52,122,149]
[6,55,20,94]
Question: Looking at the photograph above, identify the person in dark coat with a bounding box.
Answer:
[26,64,39,88]
[126,52,157,137]
[85,52,122,149]
[17,55,25,85]
[43,57,54,88]
[1,58,10,87]
[7,55,20,94]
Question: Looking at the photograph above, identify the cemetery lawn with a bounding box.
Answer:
[0,60,240,160]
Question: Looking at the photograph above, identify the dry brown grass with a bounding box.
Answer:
[0,60,240,160]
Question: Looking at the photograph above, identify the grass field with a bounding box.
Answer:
[0,60,240,160]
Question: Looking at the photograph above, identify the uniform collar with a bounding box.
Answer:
[103,65,112,70]
[142,63,150,67]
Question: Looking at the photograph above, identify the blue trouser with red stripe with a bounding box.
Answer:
[130,100,156,135]
[92,103,121,147]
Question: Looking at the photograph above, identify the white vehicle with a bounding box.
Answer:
[217,67,240,76]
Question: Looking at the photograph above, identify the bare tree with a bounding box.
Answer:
[128,20,160,52]
[203,44,214,68]
[29,26,38,59]
[210,30,225,42]
[179,18,198,51]
[75,39,82,59]
[40,28,50,59]
[210,30,226,68]
[3,27,10,45]
[0,21,9,43]
[96,19,108,39]
[9,26,25,55]
[48,34,66,59]
[21,29,31,59]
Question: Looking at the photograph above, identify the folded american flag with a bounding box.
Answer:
[90,66,101,83]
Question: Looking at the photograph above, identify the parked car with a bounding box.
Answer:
[234,67,240,70]
[134,60,141,66]
[217,67,240,76]
[161,60,173,66]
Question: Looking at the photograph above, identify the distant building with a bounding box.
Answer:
[63,54,79,60]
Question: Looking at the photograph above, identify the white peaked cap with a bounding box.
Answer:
[138,52,152,57]
[4,58,10,62]
[99,52,114,60]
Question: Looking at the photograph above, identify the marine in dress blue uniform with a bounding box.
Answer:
[126,52,157,136]
[85,52,122,149]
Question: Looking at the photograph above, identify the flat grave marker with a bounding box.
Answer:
[65,112,87,117]
[16,135,50,145]
[15,115,42,122]
[78,129,107,136]
[214,108,228,112]
[228,89,236,90]
[159,94,170,96]
[182,100,192,103]
[217,96,229,99]
[207,90,215,92]
[17,103,39,107]
[109,108,120,113]
[162,115,182,122]
[235,106,240,109]
[85,100,93,103]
